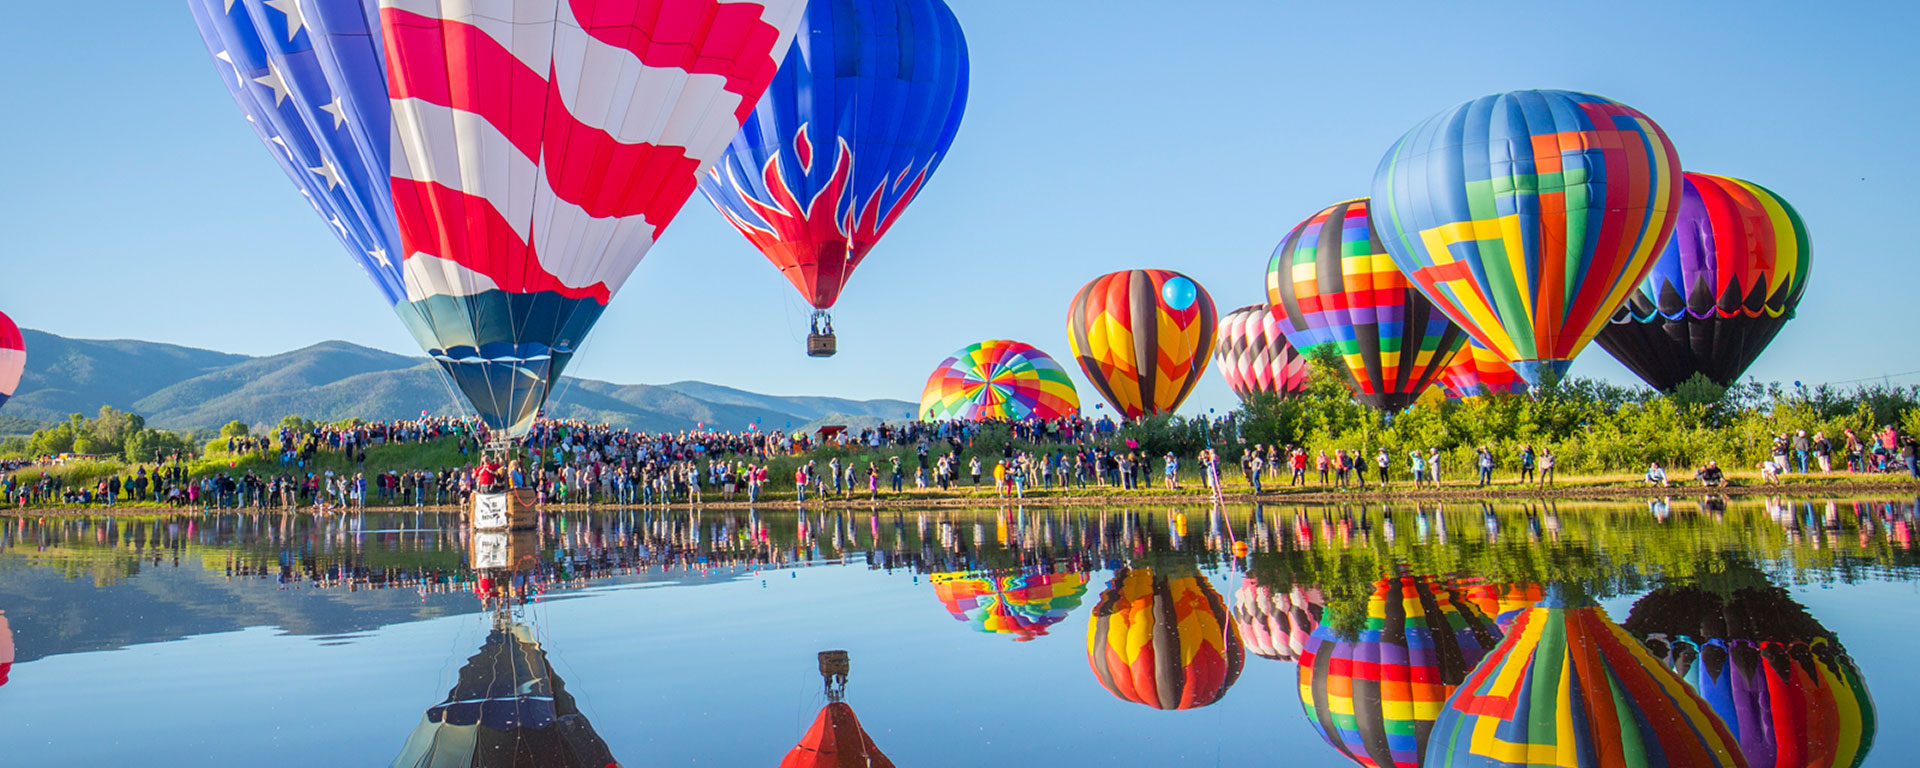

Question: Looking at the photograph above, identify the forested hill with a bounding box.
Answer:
[0,329,913,436]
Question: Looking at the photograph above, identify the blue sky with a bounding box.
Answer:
[2,1,1915,417]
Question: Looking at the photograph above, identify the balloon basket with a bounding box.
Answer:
[807,333,837,358]
[471,489,539,531]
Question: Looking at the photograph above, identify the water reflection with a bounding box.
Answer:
[781,651,893,768]
[929,570,1087,641]
[1086,565,1242,710]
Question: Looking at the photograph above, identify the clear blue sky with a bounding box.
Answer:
[3,1,1914,417]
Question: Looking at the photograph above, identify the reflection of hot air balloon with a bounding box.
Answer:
[1435,341,1528,400]
[1298,575,1500,768]
[931,570,1089,641]
[1214,305,1310,402]
[1426,589,1746,768]
[919,341,1080,422]
[1230,579,1323,661]
[0,312,20,413]
[1624,581,1874,768]
[1267,199,1468,411]
[1068,270,1219,418]
[1454,580,1543,633]
[394,618,620,768]
[1086,566,1242,709]
[0,610,12,689]
[1595,173,1811,390]
[700,0,969,357]
[1372,90,1684,387]
[189,1,805,436]
[783,650,894,768]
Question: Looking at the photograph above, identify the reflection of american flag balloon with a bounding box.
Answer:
[1214,305,1309,402]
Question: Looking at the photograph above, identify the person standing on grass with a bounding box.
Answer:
[1771,434,1790,475]
[1813,431,1832,472]
[1409,451,1426,488]
[890,456,904,492]
[1792,430,1811,474]
[1316,450,1331,486]
[1375,449,1391,487]
[1164,452,1179,490]
[1334,449,1351,489]
[1905,436,1920,478]
[1427,448,1443,487]
[1539,447,1556,486]
[1290,447,1308,487]
[1476,446,1494,487]
[1844,428,1864,472]
[1249,451,1265,495]
[970,456,982,489]
[1518,444,1535,484]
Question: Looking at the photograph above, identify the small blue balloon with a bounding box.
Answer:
[1162,276,1197,311]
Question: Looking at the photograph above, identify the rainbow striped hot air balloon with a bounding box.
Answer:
[1436,341,1528,400]
[1595,173,1811,391]
[1425,589,1747,768]
[1068,270,1218,418]
[931,570,1089,642]
[1268,199,1469,411]
[1214,304,1311,402]
[1087,566,1243,710]
[1372,90,1684,388]
[919,340,1079,422]
[1298,575,1502,768]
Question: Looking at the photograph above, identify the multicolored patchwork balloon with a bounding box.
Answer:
[1214,305,1310,402]
[1068,270,1218,418]
[919,340,1080,422]
[1267,199,1468,411]
[1231,578,1324,662]
[931,570,1089,642]
[1435,341,1528,400]
[1426,589,1746,768]
[0,311,21,413]
[1454,580,1543,633]
[1596,172,1811,390]
[1298,574,1501,768]
[701,0,969,329]
[1087,566,1243,710]
[1372,90,1684,387]
[1626,581,1875,768]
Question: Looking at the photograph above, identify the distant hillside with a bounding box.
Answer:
[1,330,913,436]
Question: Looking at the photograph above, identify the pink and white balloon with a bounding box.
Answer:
[1214,304,1309,401]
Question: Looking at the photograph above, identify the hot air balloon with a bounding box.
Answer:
[1214,305,1310,402]
[1267,199,1468,411]
[1454,580,1544,633]
[1371,90,1684,387]
[1435,341,1528,400]
[919,341,1080,422]
[0,312,20,414]
[1086,566,1243,710]
[931,570,1089,641]
[1067,270,1219,418]
[189,0,806,437]
[0,610,12,689]
[1298,574,1501,768]
[394,616,621,768]
[1594,173,1811,390]
[1624,580,1875,768]
[783,650,894,768]
[1425,589,1747,768]
[700,0,969,357]
[1230,578,1324,662]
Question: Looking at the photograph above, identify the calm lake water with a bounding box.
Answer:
[1,497,1913,767]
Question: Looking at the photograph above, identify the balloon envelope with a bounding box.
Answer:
[1436,341,1528,400]
[1214,305,1310,402]
[1299,575,1502,768]
[1267,199,1468,411]
[189,0,805,437]
[393,622,620,768]
[1425,590,1746,768]
[919,341,1080,422]
[780,702,895,768]
[0,311,21,413]
[1230,578,1323,661]
[1595,173,1811,390]
[1371,90,1684,387]
[701,0,969,311]
[1086,566,1243,710]
[931,570,1089,641]
[1068,270,1218,418]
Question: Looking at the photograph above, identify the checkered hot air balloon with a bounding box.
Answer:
[1068,270,1218,419]
[1426,589,1748,768]
[1372,90,1684,388]
[1595,173,1811,391]
[0,311,21,414]
[919,340,1080,422]
[1435,341,1529,399]
[1087,566,1243,710]
[1625,580,1875,768]
[1268,199,1468,411]
[1231,579,1324,662]
[1214,305,1310,402]
[1298,575,1502,768]
[931,570,1089,642]
[189,0,808,438]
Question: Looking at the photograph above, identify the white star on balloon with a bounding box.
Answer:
[264,0,305,41]
[252,63,292,106]
[369,247,391,267]
[319,96,346,129]
[308,158,343,190]
[328,216,348,235]
[213,50,244,86]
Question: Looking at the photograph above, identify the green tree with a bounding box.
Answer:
[219,420,251,439]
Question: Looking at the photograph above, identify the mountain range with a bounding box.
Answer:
[0,329,915,436]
